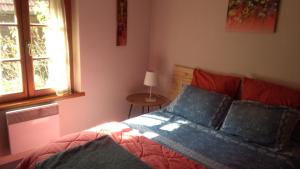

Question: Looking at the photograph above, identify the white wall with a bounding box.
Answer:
[148,0,300,95]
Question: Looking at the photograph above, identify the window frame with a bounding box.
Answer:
[0,0,74,104]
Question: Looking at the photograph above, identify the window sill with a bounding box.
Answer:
[0,91,85,111]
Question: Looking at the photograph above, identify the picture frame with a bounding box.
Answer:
[226,0,280,33]
[116,0,127,46]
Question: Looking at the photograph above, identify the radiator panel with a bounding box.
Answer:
[6,103,60,154]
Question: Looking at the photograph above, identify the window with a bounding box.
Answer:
[0,0,73,104]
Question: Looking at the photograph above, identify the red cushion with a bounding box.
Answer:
[241,78,300,109]
[191,69,241,98]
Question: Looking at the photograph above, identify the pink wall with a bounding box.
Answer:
[149,0,300,95]
[0,0,151,158]
[57,0,151,135]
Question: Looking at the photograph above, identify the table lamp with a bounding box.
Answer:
[144,71,158,102]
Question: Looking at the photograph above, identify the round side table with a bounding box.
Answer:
[126,93,169,118]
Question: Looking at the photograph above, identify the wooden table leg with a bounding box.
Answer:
[148,106,150,113]
[128,104,133,118]
[159,105,162,109]
[142,106,144,113]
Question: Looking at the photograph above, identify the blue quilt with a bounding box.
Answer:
[123,109,300,169]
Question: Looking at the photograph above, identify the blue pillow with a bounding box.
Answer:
[167,85,233,128]
[220,100,300,149]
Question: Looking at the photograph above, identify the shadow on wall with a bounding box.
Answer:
[0,159,21,169]
[150,52,173,97]
[0,111,9,156]
[251,74,300,91]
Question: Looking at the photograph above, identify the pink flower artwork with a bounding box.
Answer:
[226,0,280,33]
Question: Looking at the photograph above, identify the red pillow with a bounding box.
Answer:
[191,69,241,98]
[241,78,300,109]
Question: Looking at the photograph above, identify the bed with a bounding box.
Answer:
[17,65,300,169]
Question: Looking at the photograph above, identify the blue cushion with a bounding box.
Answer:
[167,85,233,128]
[220,100,300,149]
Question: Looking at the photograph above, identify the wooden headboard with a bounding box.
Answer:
[170,65,194,100]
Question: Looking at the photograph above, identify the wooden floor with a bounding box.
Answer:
[0,160,21,169]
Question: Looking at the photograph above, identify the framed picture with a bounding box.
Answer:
[226,0,280,33]
[116,0,127,46]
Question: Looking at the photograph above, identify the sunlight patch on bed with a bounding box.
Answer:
[175,120,190,125]
[160,123,181,132]
[142,114,170,121]
[86,122,129,132]
[127,129,142,136]
[126,116,164,127]
[142,131,159,139]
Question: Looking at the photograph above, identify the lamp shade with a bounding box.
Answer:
[144,71,158,87]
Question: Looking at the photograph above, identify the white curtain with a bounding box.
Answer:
[46,0,71,96]
[0,61,2,95]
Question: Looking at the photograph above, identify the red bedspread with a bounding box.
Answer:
[16,122,206,169]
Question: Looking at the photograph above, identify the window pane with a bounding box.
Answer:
[0,0,17,23]
[0,26,20,59]
[33,59,49,90]
[0,61,23,94]
[30,26,47,58]
[29,0,49,24]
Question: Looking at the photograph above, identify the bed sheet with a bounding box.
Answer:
[124,109,300,169]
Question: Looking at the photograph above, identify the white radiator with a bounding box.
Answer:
[6,103,60,154]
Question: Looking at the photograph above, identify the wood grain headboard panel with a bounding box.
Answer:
[170,65,194,100]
